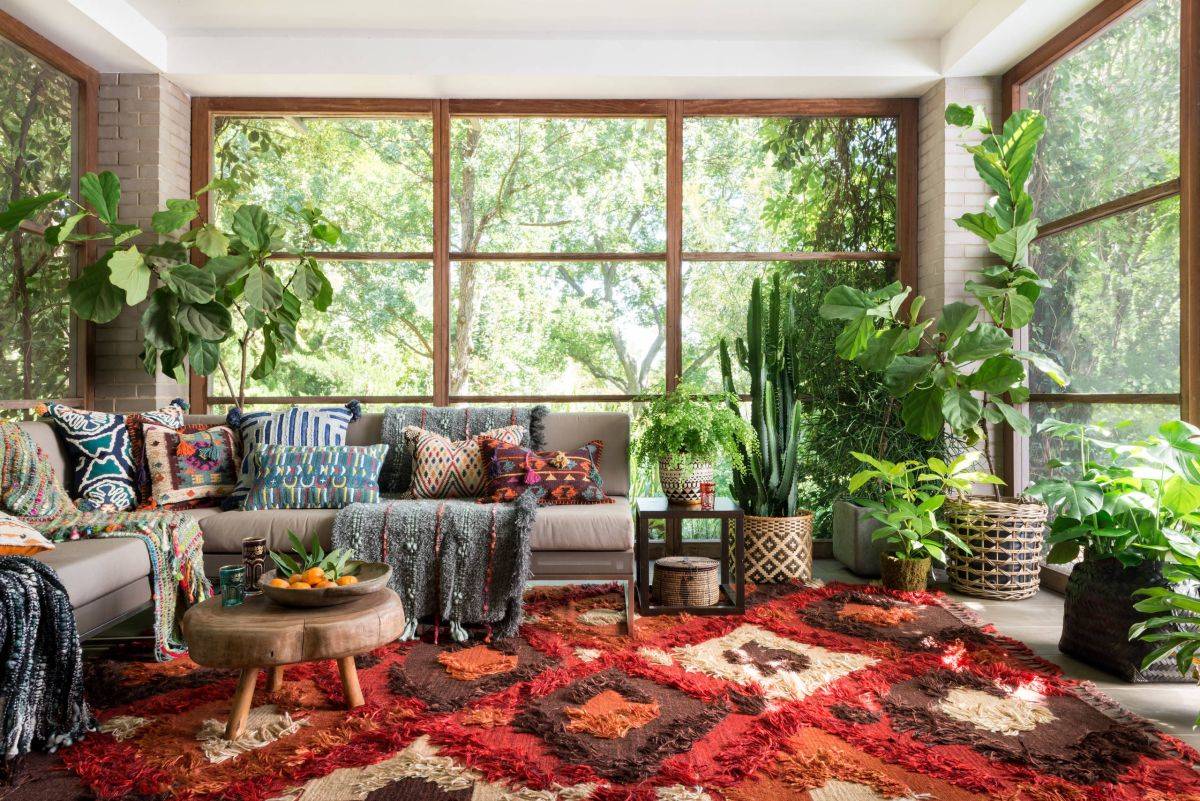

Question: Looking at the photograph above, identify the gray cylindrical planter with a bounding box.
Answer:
[831,500,886,577]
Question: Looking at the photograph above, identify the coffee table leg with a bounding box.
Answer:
[226,667,259,740]
[267,665,284,693]
[337,656,364,709]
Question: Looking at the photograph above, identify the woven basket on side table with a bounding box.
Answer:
[655,556,720,606]
[744,512,813,583]
[944,496,1048,600]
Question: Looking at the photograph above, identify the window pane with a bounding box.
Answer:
[216,262,433,399]
[1029,198,1179,394]
[682,260,893,392]
[1024,0,1179,221]
[213,117,433,252]
[449,262,664,396]
[450,118,665,253]
[1030,402,1179,479]
[683,117,896,252]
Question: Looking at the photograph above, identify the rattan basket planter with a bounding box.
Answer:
[744,512,813,583]
[655,556,720,606]
[880,554,930,592]
[1061,556,1195,683]
[944,496,1047,600]
[658,459,713,506]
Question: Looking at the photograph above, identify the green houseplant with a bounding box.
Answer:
[818,103,1068,600]
[848,452,994,590]
[632,385,754,505]
[1028,417,1200,681]
[0,171,342,408]
[719,273,816,582]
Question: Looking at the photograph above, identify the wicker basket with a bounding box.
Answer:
[655,556,720,606]
[944,496,1048,600]
[659,459,713,506]
[744,512,813,584]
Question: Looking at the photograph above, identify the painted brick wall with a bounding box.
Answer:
[93,74,191,413]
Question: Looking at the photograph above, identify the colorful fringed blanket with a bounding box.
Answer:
[0,557,93,764]
[333,492,536,641]
[0,422,210,660]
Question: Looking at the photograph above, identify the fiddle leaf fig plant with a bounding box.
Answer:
[818,104,1069,493]
[0,171,341,408]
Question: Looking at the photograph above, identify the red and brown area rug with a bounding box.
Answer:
[6,582,1200,801]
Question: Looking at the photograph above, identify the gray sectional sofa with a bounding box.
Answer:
[18,410,636,640]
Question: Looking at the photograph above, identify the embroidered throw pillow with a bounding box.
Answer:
[0,512,55,555]
[225,402,360,509]
[141,423,240,509]
[480,440,612,505]
[39,400,186,511]
[242,444,388,511]
[403,425,525,499]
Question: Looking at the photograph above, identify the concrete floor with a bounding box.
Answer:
[812,558,1200,750]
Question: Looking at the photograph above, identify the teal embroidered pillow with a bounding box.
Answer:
[242,444,389,510]
[39,399,186,511]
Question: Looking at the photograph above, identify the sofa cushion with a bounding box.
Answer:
[531,498,633,551]
[34,539,151,609]
[198,508,338,553]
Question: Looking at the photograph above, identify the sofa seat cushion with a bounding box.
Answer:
[34,539,151,609]
[532,498,633,551]
[199,509,337,553]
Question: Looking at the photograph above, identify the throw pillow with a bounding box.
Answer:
[39,399,187,511]
[225,401,361,509]
[242,444,389,511]
[403,425,526,499]
[141,423,240,509]
[0,512,54,555]
[479,440,612,505]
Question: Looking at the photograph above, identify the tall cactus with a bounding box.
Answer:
[720,272,803,517]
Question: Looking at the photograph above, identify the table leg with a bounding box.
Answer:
[267,665,284,693]
[225,667,259,740]
[337,655,365,709]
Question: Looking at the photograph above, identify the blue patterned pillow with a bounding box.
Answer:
[39,400,187,511]
[242,444,388,510]
[225,402,361,509]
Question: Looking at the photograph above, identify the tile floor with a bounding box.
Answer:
[811,558,1200,749]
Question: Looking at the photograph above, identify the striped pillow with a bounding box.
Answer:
[242,444,388,510]
[224,402,360,509]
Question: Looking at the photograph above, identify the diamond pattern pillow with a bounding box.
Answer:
[39,400,186,511]
[480,439,612,505]
[142,423,240,509]
[403,425,525,499]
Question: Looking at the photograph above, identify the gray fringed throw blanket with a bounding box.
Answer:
[333,493,537,641]
[0,558,93,764]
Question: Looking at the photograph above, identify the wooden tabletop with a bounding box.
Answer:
[182,589,406,668]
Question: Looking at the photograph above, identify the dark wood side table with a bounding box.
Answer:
[635,496,745,615]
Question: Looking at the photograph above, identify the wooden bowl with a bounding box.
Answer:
[258,562,392,608]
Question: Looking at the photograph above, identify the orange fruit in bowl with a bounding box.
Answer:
[289,581,312,590]
[288,574,303,584]
[316,580,337,589]
[336,575,358,586]
[302,567,326,585]
[268,578,289,588]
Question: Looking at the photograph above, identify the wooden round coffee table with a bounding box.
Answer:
[182,589,406,739]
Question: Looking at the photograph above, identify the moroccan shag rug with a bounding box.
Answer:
[6,582,1200,801]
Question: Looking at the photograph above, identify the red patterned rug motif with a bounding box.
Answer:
[9,582,1200,801]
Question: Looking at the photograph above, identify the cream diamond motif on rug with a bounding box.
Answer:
[936,686,1056,736]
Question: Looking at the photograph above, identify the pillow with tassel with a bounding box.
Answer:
[478,439,612,505]
[140,423,241,509]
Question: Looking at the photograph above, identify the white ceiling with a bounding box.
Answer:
[0,0,1105,98]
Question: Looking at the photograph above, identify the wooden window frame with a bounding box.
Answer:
[0,10,98,411]
[1000,0,1197,491]
[191,97,917,411]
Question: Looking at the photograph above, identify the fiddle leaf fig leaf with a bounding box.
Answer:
[140,288,180,350]
[194,225,230,257]
[990,398,1032,436]
[954,211,1002,241]
[901,385,945,440]
[107,246,151,306]
[80,171,120,224]
[45,212,88,246]
[161,263,216,303]
[244,265,284,312]
[819,285,875,321]
[987,219,1039,267]
[883,354,936,398]
[232,204,273,253]
[0,191,66,231]
[968,355,1024,394]
[178,301,231,341]
[206,254,250,287]
[187,336,220,376]
[941,387,983,432]
[250,329,278,380]
[151,198,199,234]
[68,256,124,323]
[936,302,978,346]
[950,323,1011,362]
[291,258,324,302]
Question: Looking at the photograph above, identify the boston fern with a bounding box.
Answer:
[632,385,755,474]
[0,171,341,408]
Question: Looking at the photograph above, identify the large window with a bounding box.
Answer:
[1003,0,1190,485]
[197,100,915,411]
[0,16,96,411]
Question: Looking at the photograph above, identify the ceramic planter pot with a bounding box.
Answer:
[880,553,930,592]
[658,459,713,506]
[831,500,886,577]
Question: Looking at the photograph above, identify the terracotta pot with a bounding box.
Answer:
[880,553,930,592]
[658,459,713,505]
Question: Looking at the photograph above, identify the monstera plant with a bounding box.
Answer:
[0,172,341,408]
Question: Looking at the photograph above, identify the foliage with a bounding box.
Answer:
[719,273,803,517]
[269,531,360,581]
[0,169,343,408]
[848,452,992,562]
[819,105,1068,495]
[1129,587,1200,716]
[631,385,755,474]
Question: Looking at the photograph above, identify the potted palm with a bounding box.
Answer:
[632,385,754,505]
[1028,417,1200,682]
[719,273,816,582]
[849,452,992,590]
[819,102,1068,600]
